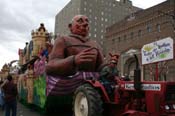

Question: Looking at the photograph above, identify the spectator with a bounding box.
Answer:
[1,75,18,116]
[0,81,5,110]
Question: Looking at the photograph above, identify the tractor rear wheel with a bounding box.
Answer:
[73,84,103,116]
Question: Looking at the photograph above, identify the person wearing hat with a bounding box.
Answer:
[100,59,119,83]
[99,53,119,99]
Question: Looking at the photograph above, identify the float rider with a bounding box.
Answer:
[100,53,119,82]
[100,53,120,99]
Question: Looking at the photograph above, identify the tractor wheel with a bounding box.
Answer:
[73,84,103,116]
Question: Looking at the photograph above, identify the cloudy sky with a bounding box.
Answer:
[0,0,166,69]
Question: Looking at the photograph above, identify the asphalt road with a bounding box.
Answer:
[0,102,72,116]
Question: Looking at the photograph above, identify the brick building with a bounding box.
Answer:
[105,0,175,81]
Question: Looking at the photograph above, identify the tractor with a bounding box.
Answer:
[69,37,175,116]
[68,54,175,116]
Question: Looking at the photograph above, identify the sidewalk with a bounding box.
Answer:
[0,102,43,116]
[0,101,72,116]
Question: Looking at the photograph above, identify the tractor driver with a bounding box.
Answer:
[100,53,119,99]
[46,15,104,77]
[100,53,119,83]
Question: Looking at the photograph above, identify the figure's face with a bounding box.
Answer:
[70,15,89,37]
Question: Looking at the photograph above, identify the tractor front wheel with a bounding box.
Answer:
[73,84,103,116]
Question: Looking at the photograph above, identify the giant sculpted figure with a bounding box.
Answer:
[46,15,104,77]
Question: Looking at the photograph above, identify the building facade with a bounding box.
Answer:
[105,0,175,81]
[55,0,140,52]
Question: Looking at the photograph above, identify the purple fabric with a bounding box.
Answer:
[34,57,46,76]
[46,72,99,96]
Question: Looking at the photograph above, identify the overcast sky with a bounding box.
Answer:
[0,0,166,69]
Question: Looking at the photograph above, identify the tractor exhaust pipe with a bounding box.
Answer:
[134,54,141,91]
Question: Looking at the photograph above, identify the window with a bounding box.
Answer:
[101,12,104,15]
[130,32,134,39]
[146,24,151,33]
[94,34,97,38]
[156,24,161,32]
[112,38,115,42]
[101,17,104,21]
[138,30,142,37]
[95,16,97,20]
[118,37,121,42]
[77,8,80,12]
[105,18,108,22]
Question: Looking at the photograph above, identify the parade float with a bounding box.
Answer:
[17,22,175,116]
[17,23,51,110]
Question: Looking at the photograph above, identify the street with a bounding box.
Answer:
[0,101,72,116]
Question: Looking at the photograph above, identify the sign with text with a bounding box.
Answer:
[142,37,174,65]
[125,83,161,91]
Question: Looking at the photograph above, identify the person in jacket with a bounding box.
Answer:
[0,81,5,110]
[99,53,120,99]
[1,75,18,116]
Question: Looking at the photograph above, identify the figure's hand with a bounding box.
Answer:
[74,47,97,66]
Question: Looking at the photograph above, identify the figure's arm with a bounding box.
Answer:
[46,37,76,76]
